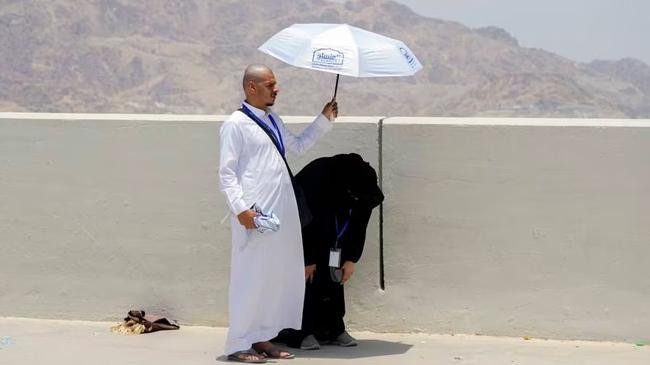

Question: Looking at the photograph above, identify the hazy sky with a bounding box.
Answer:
[328,0,650,64]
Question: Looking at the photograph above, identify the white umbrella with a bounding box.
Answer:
[258,23,423,98]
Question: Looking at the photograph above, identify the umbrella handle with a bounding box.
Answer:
[333,74,339,101]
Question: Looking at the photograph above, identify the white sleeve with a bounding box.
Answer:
[218,121,249,215]
[278,113,333,156]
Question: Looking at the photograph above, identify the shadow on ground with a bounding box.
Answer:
[216,340,412,362]
[295,339,413,359]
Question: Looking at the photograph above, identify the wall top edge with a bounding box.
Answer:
[383,117,650,127]
[0,112,228,122]
[0,112,382,124]
[2,113,649,127]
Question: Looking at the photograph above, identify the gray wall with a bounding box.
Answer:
[0,114,380,327]
[378,117,650,342]
[1,113,649,342]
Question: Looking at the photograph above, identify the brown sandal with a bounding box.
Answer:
[227,349,267,363]
[256,346,295,360]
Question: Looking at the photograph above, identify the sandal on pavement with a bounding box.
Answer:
[255,345,295,359]
[227,349,267,363]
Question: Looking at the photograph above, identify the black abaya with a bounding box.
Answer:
[275,153,384,347]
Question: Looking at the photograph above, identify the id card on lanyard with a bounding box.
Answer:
[329,210,351,268]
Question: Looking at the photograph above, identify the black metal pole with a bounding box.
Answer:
[378,117,385,290]
[333,73,340,100]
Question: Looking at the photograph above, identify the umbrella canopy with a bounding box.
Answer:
[258,23,423,78]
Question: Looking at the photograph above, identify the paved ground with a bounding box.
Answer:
[0,317,648,365]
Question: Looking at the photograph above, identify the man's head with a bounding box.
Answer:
[242,64,278,110]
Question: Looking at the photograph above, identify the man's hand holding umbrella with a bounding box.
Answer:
[322,98,339,121]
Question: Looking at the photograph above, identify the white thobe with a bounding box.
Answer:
[219,102,332,355]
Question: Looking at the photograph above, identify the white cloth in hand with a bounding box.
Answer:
[252,204,280,233]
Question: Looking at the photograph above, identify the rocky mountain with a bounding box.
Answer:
[1,0,649,118]
[585,58,650,117]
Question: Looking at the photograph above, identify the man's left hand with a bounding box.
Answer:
[341,261,355,285]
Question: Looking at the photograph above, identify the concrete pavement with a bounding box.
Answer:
[0,317,648,365]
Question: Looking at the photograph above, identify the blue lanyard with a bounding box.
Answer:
[334,209,352,248]
[267,114,285,155]
[241,104,285,156]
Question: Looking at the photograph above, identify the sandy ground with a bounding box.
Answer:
[0,317,648,365]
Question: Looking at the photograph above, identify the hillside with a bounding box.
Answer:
[1,0,648,117]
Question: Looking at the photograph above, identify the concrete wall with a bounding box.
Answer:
[0,113,380,327]
[378,117,650,343]
[2,113,649,342]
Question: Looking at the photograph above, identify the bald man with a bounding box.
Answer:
[219,64,338,362]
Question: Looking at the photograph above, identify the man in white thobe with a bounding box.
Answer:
[219,64,338,362]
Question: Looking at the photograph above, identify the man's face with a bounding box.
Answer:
[253,71,278,107]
